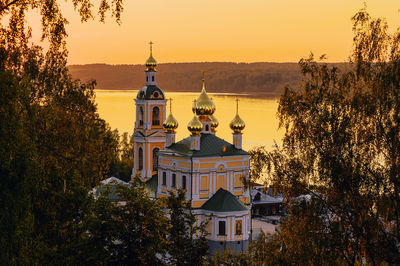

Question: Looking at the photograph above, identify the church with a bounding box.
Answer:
[131,43,251,252]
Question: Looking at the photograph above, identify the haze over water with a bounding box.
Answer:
[95,90,284,152]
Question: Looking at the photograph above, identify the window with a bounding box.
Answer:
[205,125,209,131]
[152,76,155,82]
[152,148,159,170]
[139,106,144,126]
[162,172,166,186]
[146,76,148,82]
[235,220,242,235]
[218,221,226,236]
[138,147,143,170]
[152,106,160,126]
[172,173,176,187]
[182,175,186,189]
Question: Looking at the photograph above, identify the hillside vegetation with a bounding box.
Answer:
[69,62,316,97]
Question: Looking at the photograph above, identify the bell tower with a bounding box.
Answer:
[132,42,167,181]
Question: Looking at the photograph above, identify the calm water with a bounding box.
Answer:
[94,90,284,152]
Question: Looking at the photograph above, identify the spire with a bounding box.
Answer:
[145,41,157,71]
[149,41,153,56]
[230,98,245,133]
[163,98,178,133]
[202,70,206,91]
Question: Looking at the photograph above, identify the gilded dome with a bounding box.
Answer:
[145,54,157,67]
[210,114,219,129]
[230,100,245,133]
[145,41,157,71]
[187,115,203,135]
[193,81,215,116]
[230,114,245,133]
[163,113,178,133]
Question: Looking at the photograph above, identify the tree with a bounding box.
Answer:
[0,0,124,264]
[248,7,400,265]
[109,131,134,182]
[78,177,169,265]
[164,189,209,266]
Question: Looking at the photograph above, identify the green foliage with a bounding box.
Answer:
[109,131,134,182]
[247,7,400,265]
[164,189,209,266]
[0,0,124,264]
[78,177,169,265]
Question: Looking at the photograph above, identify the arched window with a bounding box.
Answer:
[146,76,148,82]
[182,175,186,189]
[205,125,209,131]
[138,147,143,170]
[152,106,160,126]
[152,148,159,171]
[139,106,144,126]
[152,76,155,82]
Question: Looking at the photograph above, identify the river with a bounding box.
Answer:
[95,90,284,152]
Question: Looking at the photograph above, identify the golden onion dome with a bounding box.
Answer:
[230,99,245,133]
[194,78,215,116]
[145,54,157,67]
[163,114,178,133]
[187,115,203,135]
[145,41,157,70]
[210,114,219,129]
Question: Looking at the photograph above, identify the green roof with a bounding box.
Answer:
[201,188,248,212]
[160,133,248,158]
[137,85,165,100]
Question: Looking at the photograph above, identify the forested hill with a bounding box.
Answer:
[68,62,341,97]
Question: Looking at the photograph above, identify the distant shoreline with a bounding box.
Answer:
[94,89,280,99]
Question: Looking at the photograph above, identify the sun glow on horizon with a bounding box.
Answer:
[29,0,400,65]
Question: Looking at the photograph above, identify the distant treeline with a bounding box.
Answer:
[69,62,344,97]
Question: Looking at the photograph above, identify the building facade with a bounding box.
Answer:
[132,45,251,253]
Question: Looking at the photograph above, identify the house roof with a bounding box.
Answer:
[91,177,129,201]
[160,133,248,158]
[201,188,248,212]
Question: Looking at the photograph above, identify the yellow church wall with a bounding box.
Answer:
[192,200,207,208]
[200,175,209,199]
[227,161,243,167]
[178,162,190,168]
[162,159,172,166]
[198,157,243,162]
[234,174,242,188]
[217,174,226,190]
[200,163,215,169]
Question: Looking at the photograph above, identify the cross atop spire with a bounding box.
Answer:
[149,41,153,55]
[236,99,239,114]
[169,98,173,113]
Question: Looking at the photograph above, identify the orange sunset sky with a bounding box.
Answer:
[29,0,400,65]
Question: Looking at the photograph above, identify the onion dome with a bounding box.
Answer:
[210,114,219,129]
[145,55,157,67]
[230,99,245,133]
[193,73,215,116]
[163,98,179,133]
[145,41,157,71]
[187,115,203,135]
